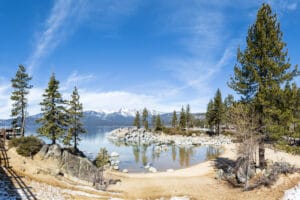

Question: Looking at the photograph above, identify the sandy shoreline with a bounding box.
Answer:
[4,142,300,199]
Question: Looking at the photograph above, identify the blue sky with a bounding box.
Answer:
[0,0,300,118]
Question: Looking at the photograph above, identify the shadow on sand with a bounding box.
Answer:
[0,138,37,200]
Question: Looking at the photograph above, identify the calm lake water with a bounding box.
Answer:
[27,126,220,172]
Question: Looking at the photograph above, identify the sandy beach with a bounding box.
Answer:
[5,142,300,200]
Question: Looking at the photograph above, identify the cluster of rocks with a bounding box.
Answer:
[215,157,298,191]
[107,128,232,148]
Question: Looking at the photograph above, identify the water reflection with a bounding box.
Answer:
[26,126,221,172]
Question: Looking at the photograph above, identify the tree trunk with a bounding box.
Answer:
[74,133,77,151]
[21,108,25,137]
[258,141,265,168]
[52,132,56,145]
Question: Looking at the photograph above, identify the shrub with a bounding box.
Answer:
[9,137,25,149]
[94,148,110,168]
[9,136,43,157]
[161,127,202,136]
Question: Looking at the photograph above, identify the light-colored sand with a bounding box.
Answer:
[107,143,300,199]
[5,142,300,200]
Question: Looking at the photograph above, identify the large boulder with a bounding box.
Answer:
[36,144,103,187]
[60,150,101,183]
[37,144,50,157]
[45,144,62,159]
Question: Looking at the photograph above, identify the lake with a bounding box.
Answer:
[27,126,221,172]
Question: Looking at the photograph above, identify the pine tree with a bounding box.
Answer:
[64,87,86,151]
[179,106,186,129]
[229,4,298,167]
[224,94,235,126]
[155,114,163,131]
[206,99,214,129]
[142,108,149,130]
[152,115,156,130]
[171,110,177,128]
[37,74,68,144]
[280,83,300,143]
[133,111,141,128]
[10,65,32,136]
[213,89,224,135]
[186,104,192,128]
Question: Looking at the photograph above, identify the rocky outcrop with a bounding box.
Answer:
[107,127,232,147]
[37,144,104,189]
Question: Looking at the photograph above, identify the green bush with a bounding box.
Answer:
[161,127,202,136]
[276,140,300,155]
[9,136,43,157]
[94,148,110,168]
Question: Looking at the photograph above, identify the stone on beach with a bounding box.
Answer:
[111,152,119,157]
[149,167,157,173]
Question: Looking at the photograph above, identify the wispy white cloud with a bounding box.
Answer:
[156,1,238,97]
[27,0,83,73]
[60,71,95,91]
[27,0,141,74]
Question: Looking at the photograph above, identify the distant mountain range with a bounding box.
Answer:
[0,108,205,129]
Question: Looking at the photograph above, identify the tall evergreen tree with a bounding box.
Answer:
[186,104,192,128]
[10,65,32,136]
[142,108,149,130]
[229,4,298,167]
[152,115,156,130]
[206,99,214,129]
[155,114,163,131]
[64,87,86,151]
[224,94,235,125]
[37,74,68,144]
[171,110,177,128]
[133,111,141,128]
[179,106,186,129]
[213,89,224,135]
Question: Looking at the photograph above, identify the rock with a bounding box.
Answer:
[122,169,128,173]
[37,144,49,157]
[215,169,224,180]
[60,150,102,183]
[113,166,119,170]
[45,144,62,159]
[111,152,119,157]
[149,167,157,173]
[255,168,262,174]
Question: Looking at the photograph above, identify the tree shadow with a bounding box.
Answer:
[213,157,236,172]
[0,139,37,200]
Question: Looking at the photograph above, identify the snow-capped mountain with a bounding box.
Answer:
[0,109,205,129]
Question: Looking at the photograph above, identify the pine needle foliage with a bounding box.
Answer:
[64,87,86,150]
[229,4,298,167]
[37,74,68,145]
[10,65,32,136]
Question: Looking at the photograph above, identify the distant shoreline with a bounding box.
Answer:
[107,127,232,147]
